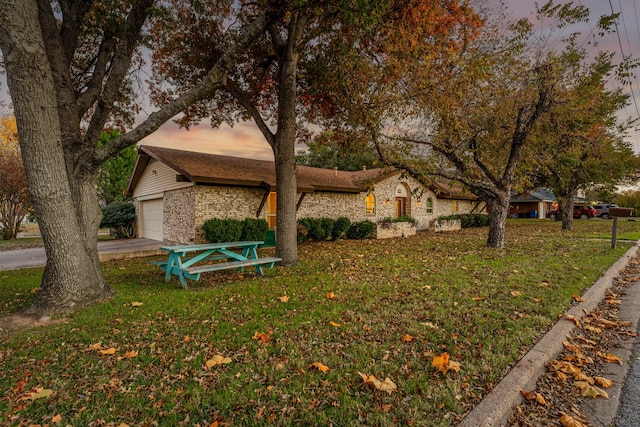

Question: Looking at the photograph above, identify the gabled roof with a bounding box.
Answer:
[510,188,556,203]
[126,145,396,195]
[126,145,478,200]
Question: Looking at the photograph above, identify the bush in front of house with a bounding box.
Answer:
[100,201,136,239]
[241,218,269,241]
[203,218,243,243]
[438,214,490,228]
[346,220,375,239]
[297,217,331,241]
[332,217,351,240]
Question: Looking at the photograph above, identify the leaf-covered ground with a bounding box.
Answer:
[1,219,639,426]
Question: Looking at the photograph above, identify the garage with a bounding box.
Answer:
[139,198,164,241]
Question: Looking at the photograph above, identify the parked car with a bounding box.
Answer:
[591,203,618,219]
[546,205,597,220]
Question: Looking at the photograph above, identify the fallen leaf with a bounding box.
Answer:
[252,331,272,344]
[278,295,289,303]
[358,372,397,395]
[205,355,233,368]
[572,294,584,302]
[432,353,461,375]
[124,350,138,359]
[18,387,53,401]
[131,301,143,307]
[309,362,330,372]
[401,334,415,342]
[52,414,62,424]
[559,412,588,427]
[421,321,439,329]
[88,342,102,350]
[510,291,521,297]
[564,314,581,327]
[574,381,609,398]
[594,376,614,388]
[472,296,484,301]
[329,321,341,327]
[99,347,117,355]
[597,351,623,364]
[520,389,549,406]
[326,292,336,300]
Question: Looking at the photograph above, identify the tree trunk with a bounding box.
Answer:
[486,191,510,249]
[274,54,299,266]
[0,0,112,315]
[558,197,574,231]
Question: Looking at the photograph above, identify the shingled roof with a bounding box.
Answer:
[126,145,397,195]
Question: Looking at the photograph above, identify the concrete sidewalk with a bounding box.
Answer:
[0,238,163,271]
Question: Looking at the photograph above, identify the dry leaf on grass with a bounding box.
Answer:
[432,353,461,375]
[326,292,336,300]
[17,387,53,401]
[329,321,341,327]
[131,301,143,307]
[252,331,272,344]
[99,347,117,355]
[205,355,233,368]
[52,414,62,424]
[358,372,397,395]
[278,295,289,303]
[511,291,522,297]
[309,362,330,372]
[401,334,415,342]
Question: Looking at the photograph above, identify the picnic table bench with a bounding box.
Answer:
[153,241,281,288]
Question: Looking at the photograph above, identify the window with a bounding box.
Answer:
[365,193,375,214]
[426,198,433,213]
[267,192,277,229]
[452,200,458,212]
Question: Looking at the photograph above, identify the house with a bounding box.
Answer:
[508,188,556,218]
[125,145,484,244]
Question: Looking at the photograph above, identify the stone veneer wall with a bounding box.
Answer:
[163,187,196,245]
[193,185,266,243]
[296,192,368,222]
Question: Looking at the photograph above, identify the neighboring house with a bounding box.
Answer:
[509,188,556,219]
[125,145,484,244]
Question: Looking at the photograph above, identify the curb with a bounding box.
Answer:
[458,241,640,427]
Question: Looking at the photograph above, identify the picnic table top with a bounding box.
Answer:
[160,241,264,253]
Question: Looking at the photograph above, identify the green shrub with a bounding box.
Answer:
[100,201,136,239]
[320,218,335,240]
[332,217,351,240]
[307,218,327,240]
[241,218,268,241]
[297,218,314,242]
[346,220,375,239]
[203,218,243,243]
[437,214,490,228]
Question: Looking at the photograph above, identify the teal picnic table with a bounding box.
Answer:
[155,241,281,288]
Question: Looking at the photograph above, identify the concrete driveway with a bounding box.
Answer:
[0,238,163,271]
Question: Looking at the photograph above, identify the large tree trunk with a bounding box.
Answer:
[557,197,574,231]
[274,54,299,266]
[486,191,510,249]
[0,0,112,315]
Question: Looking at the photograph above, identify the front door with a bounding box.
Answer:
[395,197,406,218]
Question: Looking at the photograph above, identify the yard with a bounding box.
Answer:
[1,219,639,426]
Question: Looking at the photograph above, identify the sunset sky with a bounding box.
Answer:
[1,0,638,158]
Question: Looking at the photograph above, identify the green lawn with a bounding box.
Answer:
[0,219,638,426]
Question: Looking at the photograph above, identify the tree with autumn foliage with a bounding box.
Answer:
[524,52,639,230]
[150,0,480,264]
[0,115,29,240]
[321,1,632,248]
[0,0,282,314]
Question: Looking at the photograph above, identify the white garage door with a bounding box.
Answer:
[140,199,163,241]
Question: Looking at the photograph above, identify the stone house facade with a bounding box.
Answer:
[126,145,484,244]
